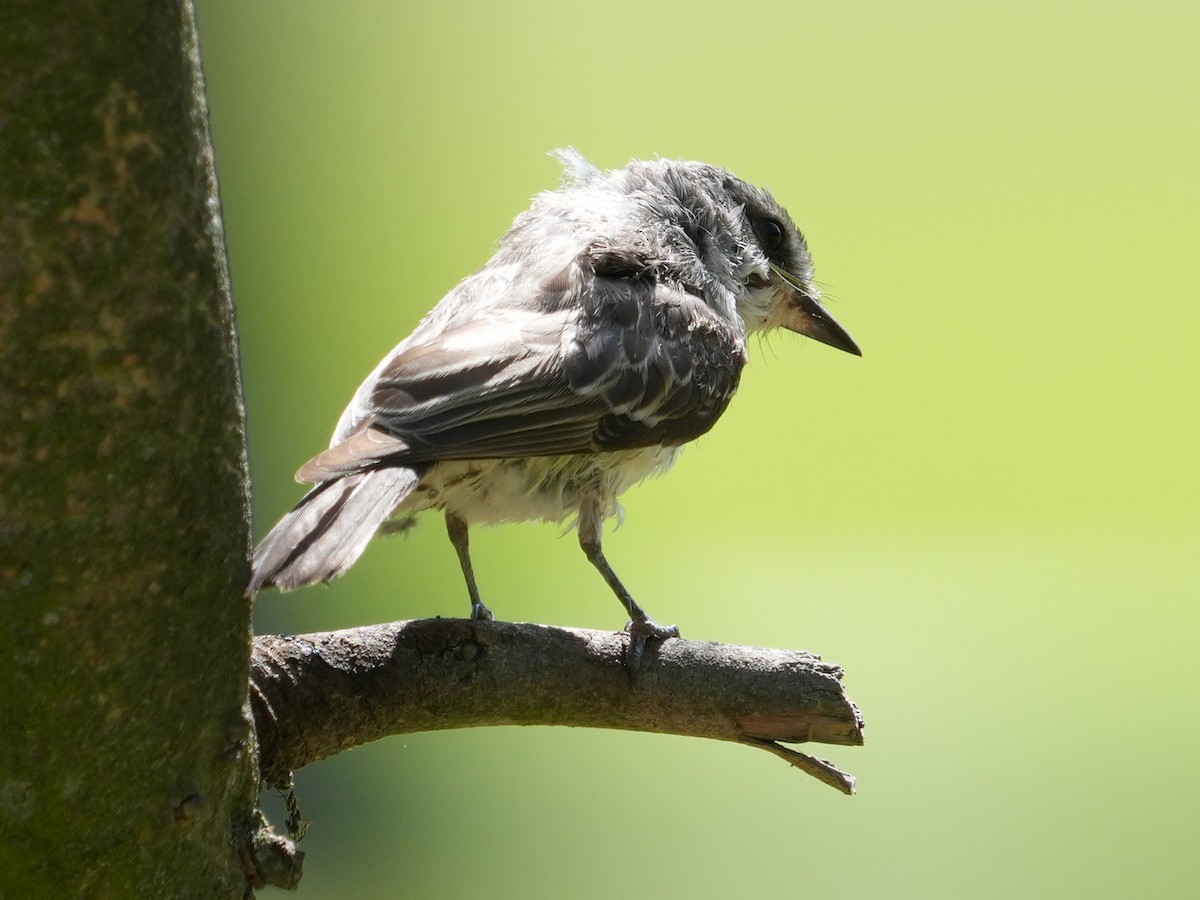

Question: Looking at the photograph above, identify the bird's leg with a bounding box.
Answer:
[445,512,493,621]
[577,496,679,669]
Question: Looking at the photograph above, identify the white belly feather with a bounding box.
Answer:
[398,445,684,527]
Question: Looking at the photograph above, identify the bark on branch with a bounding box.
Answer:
[250,619,864,795]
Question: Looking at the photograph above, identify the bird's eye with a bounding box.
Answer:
[756,217,786,255]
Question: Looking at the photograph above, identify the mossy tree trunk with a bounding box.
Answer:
[0,1,262,894]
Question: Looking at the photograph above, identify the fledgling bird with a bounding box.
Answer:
[248,150,860,657]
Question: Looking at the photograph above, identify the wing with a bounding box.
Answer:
[297,254,748,483]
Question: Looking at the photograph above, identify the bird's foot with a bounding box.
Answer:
[470,600,494,622]
[624,617,680,675]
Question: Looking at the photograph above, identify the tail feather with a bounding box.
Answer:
[248,465,427,593]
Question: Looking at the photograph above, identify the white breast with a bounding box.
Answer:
[398,446,684,527]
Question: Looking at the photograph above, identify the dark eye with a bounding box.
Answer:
[755,217,786,255]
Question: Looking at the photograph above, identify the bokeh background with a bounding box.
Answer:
[195,1,1198,896]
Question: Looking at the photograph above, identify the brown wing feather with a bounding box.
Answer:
[296,258,747,483]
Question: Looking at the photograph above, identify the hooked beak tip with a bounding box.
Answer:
[798,301,861,355]
[769,266,861,356]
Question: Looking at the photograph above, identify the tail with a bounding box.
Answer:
[247,464,427,594]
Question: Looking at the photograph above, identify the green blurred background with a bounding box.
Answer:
[195,1,1198,896]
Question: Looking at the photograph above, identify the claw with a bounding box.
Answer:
[624,616,680,675]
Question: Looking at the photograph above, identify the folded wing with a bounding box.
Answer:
[297,260,746,483]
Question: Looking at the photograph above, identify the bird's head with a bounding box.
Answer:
[549,150,861,357]
[722,176,861,356]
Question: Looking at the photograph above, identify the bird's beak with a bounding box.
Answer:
[770,263,862,356]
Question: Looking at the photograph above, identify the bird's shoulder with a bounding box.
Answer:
[562,248,749,449]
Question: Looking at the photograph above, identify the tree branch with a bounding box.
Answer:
[250,619,864,795]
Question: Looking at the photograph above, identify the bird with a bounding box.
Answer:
[247,150,860,660]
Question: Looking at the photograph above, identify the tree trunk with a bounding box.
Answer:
[0,1,266,894]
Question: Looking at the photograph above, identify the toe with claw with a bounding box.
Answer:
[625,616,680,674]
